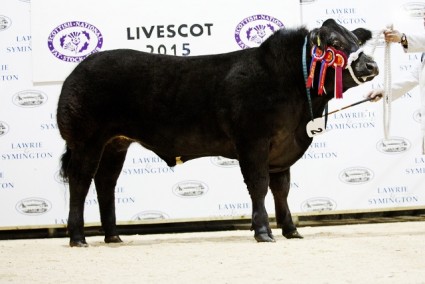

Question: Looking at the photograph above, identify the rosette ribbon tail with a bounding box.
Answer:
[306,59,317,88]
[318,48,335,96]
[306,46,324,89]
[318,62,328,96]
[334,64,343,99]
[333,51,347,99]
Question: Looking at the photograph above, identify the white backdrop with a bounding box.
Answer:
[0,0,424,230]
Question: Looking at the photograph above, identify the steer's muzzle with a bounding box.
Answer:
[366,61,379,77]
[355,54,379,83]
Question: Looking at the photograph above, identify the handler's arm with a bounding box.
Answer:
[367,61,420,101]
[404,32,425,52]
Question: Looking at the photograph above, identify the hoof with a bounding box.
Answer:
[283,230,304,239]
[105,235,123,243]
[70,240,89,247]
[254,233,276,242]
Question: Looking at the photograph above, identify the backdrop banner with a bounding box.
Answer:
[0,0,424,230]
[31,0,301,83]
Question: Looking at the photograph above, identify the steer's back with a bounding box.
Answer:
[57,48,255,154]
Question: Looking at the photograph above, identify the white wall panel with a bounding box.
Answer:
[0,0,424,230]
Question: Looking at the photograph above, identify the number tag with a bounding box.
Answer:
[306,117,326,138]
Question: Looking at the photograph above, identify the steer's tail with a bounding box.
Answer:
[59,145,72,183]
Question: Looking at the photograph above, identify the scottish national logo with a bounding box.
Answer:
[47,21,103,63]
[234,14,284,49]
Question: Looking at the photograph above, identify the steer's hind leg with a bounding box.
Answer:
[237,139,274,242]
[269,169,303,239]
[67,145,104,247]
[94,137,132,244]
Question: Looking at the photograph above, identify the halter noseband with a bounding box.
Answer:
[346,47,365,85]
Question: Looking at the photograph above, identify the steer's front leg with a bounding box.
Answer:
[250,180,274,242]
[237,139,274,242]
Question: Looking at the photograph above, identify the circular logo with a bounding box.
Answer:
[402,2,425,18]
[0,15,12,32]
[47,21,103,63]
[339,167,374,184]
[376,137,411,154]
[12,90,48,108]
[210,156,239,168]
[301,197,337,212]
[234,14,284,49]
[0,121,10,137]
[132,211,170,221]
[172,180,209,198]
[16,198,52,215]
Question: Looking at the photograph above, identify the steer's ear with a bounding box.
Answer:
[351,28,372,45]
[309,27,328,50]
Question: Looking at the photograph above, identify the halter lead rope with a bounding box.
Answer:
[367,27,392,141]
[383,39,392,141]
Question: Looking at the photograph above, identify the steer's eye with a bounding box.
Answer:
[332,41,342,50]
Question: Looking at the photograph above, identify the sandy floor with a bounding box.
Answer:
[0,221,424,284]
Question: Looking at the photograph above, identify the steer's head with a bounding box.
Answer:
[308,18,379,97]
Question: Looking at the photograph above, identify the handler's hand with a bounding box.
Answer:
[383,30,403,43]
[366,89,384,102]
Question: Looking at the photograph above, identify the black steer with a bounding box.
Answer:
[57,18,378,247]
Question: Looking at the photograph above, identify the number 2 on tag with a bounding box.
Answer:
[306,117,326,138]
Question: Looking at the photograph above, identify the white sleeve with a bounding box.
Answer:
[405,32,425,53]
[390,61,421,101]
